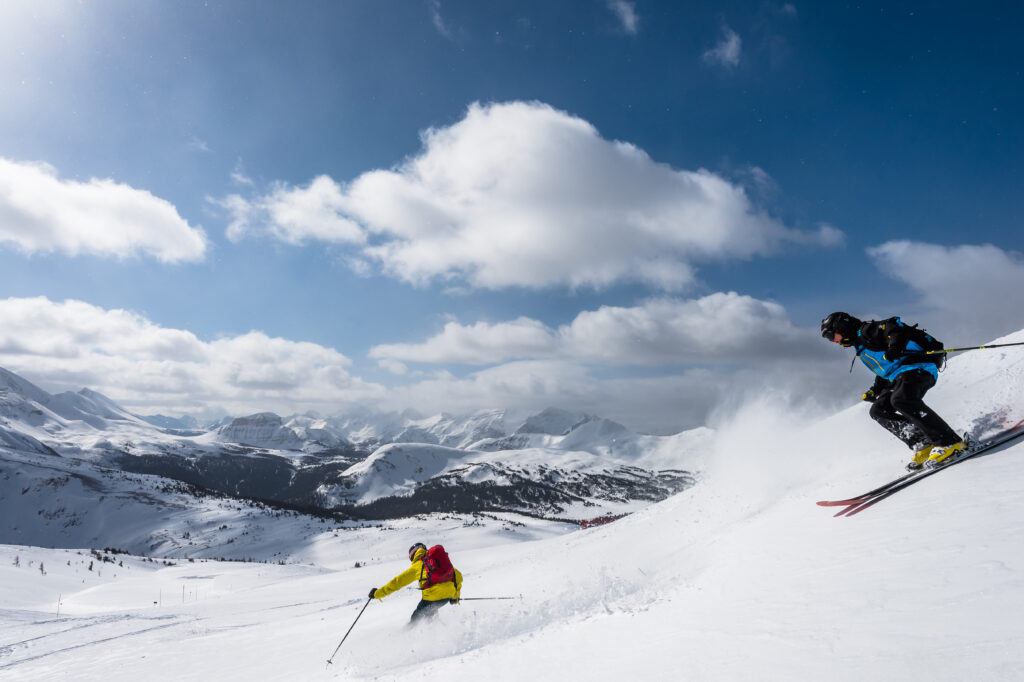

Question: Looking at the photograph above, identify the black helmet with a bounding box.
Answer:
[408,542,427,561]
[821,312,861,347]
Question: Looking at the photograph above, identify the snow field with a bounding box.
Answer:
[3,330,1024,680]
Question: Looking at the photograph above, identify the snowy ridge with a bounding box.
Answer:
[325,408,511,450]
[334,443,469,504]
[324,428,708,514]
[514,406,590,436]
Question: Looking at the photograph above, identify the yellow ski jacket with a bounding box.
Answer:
[373,547,463,602]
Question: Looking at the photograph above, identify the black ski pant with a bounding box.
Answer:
[407,598,452,627]
[869,369,961,450]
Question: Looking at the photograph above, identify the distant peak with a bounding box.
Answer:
[228,412,283,425]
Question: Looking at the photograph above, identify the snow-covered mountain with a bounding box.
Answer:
[2,329,1024,680]
[0,366,703,522]
[326,408,514,450]
[205,412,311,450]
[317,430,703,519]
[138,413,200,431]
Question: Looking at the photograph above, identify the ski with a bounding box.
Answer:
[832,419,1024,517]
[815,470,920,507]
[817,419,1024,508]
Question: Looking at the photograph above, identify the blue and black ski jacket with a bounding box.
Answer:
[853,316,943,384]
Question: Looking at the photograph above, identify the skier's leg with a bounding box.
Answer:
[889,371,961,447]
[407,599,447,628]
[869,388,929,449]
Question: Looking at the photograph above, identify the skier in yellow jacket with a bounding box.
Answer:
[369,543,463,625]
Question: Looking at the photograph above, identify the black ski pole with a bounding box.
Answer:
[326,597,372,667]
[926,341,1024,355]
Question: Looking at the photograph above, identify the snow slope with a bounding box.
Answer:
[2,330,1024,680]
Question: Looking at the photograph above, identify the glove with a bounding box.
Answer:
[883,348,904,361]
[861,389,876,402]
[450,597,460,606]
[368,587,378,599]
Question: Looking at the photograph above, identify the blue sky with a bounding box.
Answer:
[1,1,1022,433]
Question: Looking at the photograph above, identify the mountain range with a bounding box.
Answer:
[0,366,706,555]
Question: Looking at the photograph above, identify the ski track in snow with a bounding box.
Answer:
[0,614,187,671]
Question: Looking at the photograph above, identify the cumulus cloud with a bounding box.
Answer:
[704,26,742,68]
[379,358,851,435]
[0,157,208,263]
[560,293,820,363]
[379,360,718,433]
[608,1,639,35]
[217,176,364,245]
[0,295,855,434]
[371,317,559,365]
[868,240,1024,339]
[220,101,839,291]
[0,297,384,417]
[370,292,827,366]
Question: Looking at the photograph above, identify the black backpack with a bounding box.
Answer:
[893,317,945,369]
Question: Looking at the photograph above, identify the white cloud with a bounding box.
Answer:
[0,297,384,417]
[0,295,854,434]
[370,292,826,366]
[215,176,364,246]
[428,0,454,39]
[704,26,742,68]
[379,357,849,435]
[216,194,255,242]
[365,292,844,432]
[608,1,639,35]
[230,160,254,186]
[560,293,818,363]
[221,101,839,291]
[0,157,208,263]
[381,360,613,421]
[868,240,1024,339]
[261,177,365,245]
[187,136,211,153]
[371,317,559,365]
[377,358,409,375]
[812,223,845,247]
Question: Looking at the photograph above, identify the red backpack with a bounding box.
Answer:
[419,545,455,588]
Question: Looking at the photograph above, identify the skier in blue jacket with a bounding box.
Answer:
[821,312,966,470]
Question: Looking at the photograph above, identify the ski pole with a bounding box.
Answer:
[326,597,372,667]
[458,596,521,601]
[925,341,1024,355]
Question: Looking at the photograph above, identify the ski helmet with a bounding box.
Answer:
[821,312,861,347]
[408,542,427,561]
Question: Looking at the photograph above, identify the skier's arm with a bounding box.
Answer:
[883,325,910,360]
[374,562,421,599]
[862,375,890,402]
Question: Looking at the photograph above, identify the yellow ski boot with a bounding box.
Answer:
[906,445,934,471]
[926,440,967,468]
